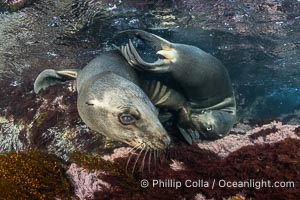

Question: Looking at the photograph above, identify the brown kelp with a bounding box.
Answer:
[0,151,73,199]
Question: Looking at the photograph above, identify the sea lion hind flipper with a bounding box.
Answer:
[115,29,171,50]
[34,69,79,94]
[131,29,171,50]
[120,40,170,73]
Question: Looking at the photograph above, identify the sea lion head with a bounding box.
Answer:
[77,72,171,150]
[190,110,235,140]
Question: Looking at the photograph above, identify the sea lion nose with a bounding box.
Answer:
[161,134,171,147]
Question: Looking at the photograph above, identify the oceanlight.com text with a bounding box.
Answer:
[140,179,295,190]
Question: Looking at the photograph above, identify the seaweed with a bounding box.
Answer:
[0,80,40,123]
[87,139,300,199]
[248,118,281,127]
[30,110,64,150]
[0,151,73,199]
[248,126,279,140]
[69,152,141,198]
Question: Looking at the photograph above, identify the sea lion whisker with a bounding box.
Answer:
[126,143,143,173]
[158,149,165,161]
[132,146,145,174]
[140,148,149,175]
[157,149,161,161]
[126,152,134,173]
[126,143,141,155]
[148,149,152,174]
[154,149,158,170]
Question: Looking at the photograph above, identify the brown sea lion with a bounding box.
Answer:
[34,50,171,150]
[119,30,236,144]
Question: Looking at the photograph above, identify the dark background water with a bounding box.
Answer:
[0,0,300,121]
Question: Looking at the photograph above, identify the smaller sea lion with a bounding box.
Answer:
[34,51,171,150]
[118,30,236,144]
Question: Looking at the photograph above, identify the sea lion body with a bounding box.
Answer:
[119,30,236,143]
[76,52,139,92]
[34,51,170,150]
[165,44,233,107]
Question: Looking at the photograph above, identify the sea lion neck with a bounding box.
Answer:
[76,51,139,92]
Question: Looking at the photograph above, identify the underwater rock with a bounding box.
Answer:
[0,0,36,11]
[0,0,299,121]
[197,121,300,157]
[0,82,107,160]
[0,117,25,151]
[2,123,297,199]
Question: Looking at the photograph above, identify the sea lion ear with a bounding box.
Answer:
[34,69,79,94]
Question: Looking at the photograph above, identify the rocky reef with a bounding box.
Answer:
[0,0,299,199]
[0,120,299,199]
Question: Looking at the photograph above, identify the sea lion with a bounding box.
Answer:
[34,50,171,150]
[118,30,236,144]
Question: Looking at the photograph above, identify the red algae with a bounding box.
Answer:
[1,79,300,199]
[0,80,40,123]
[88,138,299,200]
[295,127,300,137]
[248,126,279,140]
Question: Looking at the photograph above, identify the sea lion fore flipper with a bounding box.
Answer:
[142,80,185,109]
[55,69,78,79]
[178,126,194,145]
[34,69,79,94]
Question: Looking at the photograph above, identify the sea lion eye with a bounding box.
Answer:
[206,126,212,132]
[119,113,136,125]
